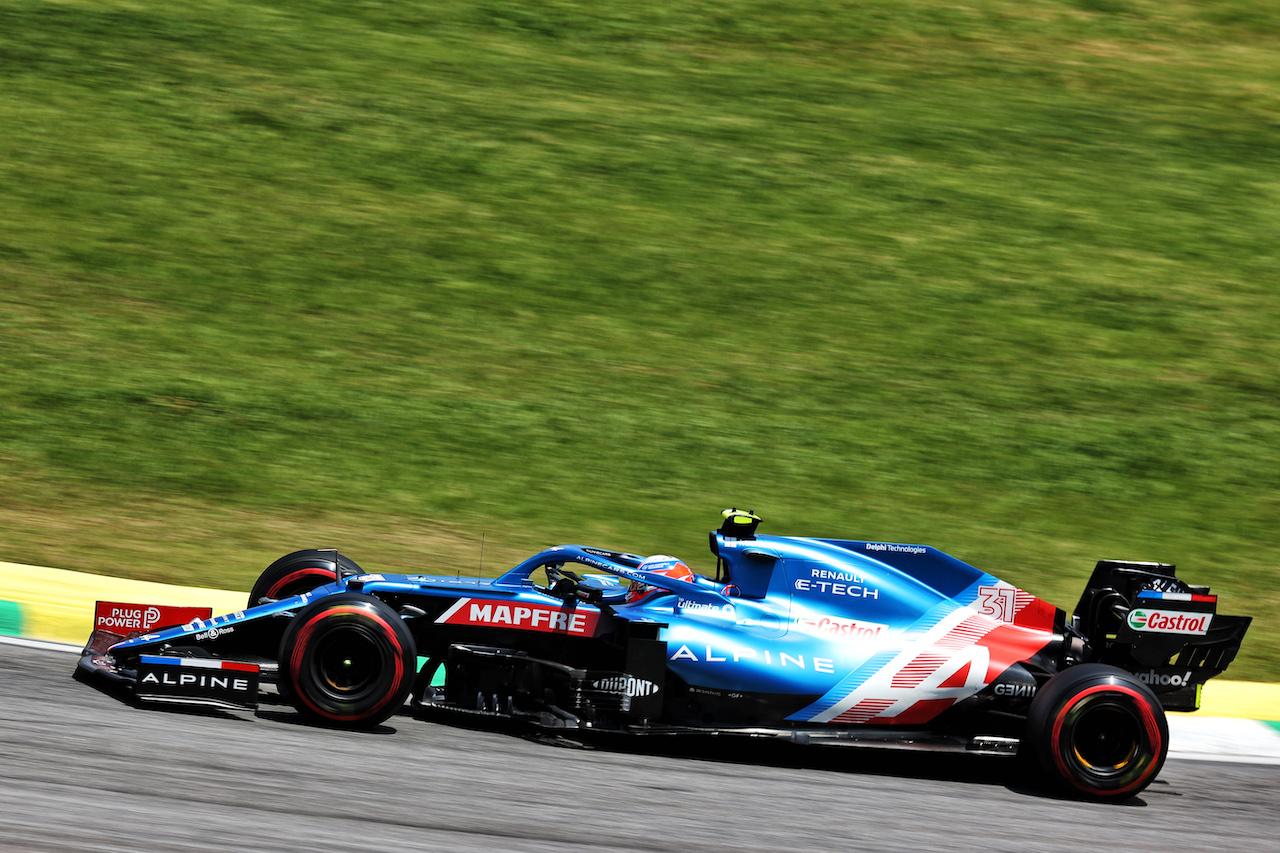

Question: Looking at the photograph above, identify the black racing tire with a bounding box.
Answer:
[1027,663,1168,801]
[248,549,364,608]
[278,592,416,728]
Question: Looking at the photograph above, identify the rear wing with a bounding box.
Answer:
[1072,560,1251,711]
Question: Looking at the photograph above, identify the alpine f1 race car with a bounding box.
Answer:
[76,509,1251,800]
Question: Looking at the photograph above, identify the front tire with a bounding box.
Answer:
[279,592,416,728]
[1027,663,1168,800]
[248,549,364,608]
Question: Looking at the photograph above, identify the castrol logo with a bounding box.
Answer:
[1127,608,1211,635]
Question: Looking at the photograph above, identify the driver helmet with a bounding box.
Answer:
[626,555,695,604]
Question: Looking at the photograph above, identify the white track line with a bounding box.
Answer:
[1167,716,1280,765]
[0,635,79,653]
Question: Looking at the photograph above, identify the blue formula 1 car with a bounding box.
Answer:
[76,510,1250,800]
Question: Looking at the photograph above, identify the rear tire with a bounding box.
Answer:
[248,549,364,608]
[278,592,416,727]
[1027,663,1168,800]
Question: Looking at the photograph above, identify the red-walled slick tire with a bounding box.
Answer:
[278,593,416,728]
[248,549,365,608]
[1027,663,1168,800]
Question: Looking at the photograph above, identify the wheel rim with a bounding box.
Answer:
[1071,703,1142,773]
[310,625,385,701]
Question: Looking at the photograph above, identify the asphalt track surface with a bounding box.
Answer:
[4,644,1278,853]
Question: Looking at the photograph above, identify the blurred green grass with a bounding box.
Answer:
[1,0,1277,677]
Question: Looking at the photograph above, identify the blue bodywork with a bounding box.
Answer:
[103,529,1061,733]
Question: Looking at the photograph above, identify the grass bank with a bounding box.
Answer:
[1,0,1277,676]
